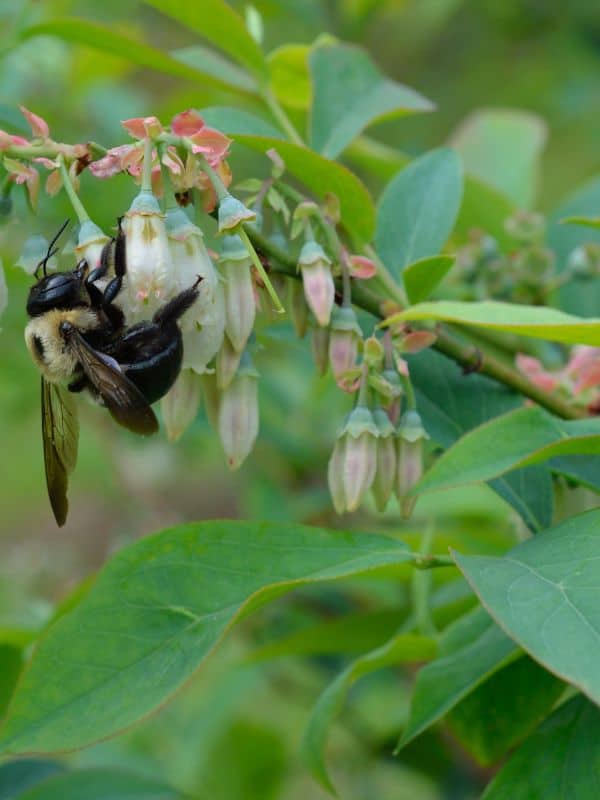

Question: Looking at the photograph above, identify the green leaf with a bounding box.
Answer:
[448,655,565,765]
[0,645,22,718]
[415,407,600,495]
[171,46,258,94]
[403,255,455,304]
[199,107,283,138]
[375,148,463,276]
[303,632,437,793]
[19,20,241,94]
[450,109,547,208]
[411,349,553,532]
[144,0,267,80]
[482,696,600,800]
[0,760,64,800]
[386,299,600,345]
[309,43,433,159]
[268,44,312,110]
[0,521,412,755]
[397,607,518,750]
[246,610,400,662]
[14,768,182,799]
[232,136,375,242]
[454,508,600,704]
[548,175,600,318]
[549,455,600,493]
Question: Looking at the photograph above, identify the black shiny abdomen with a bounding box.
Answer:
[108,321,184,404]
[27,272,83,317]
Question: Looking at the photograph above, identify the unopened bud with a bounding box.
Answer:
[363,336,384,369]
[289,279,309,338]
[329,306,361,381]
[328,406,379,513]
[371,408,397,512]
[218,353,259,470]
[216,334,243,390]
[299,241,334,326]
[396,410,428,518]
[327,436,347,514]
[217,193,256,233]
[220,235,256,352]
[312,325,330,376]
[75,220,110,272]
[161,368,201,441]
[123,190,175,320]
[504,210,545,244]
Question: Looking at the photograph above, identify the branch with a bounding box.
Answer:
[245,225,586,421]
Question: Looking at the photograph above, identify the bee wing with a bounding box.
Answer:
[67,328,159,435]
[42,378,79,527]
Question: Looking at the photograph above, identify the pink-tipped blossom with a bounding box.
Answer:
[372,408,397,512]
[218,354,260,470]
[299,241,334,327]
[161,368,201,442]
[328,306,362,384]
[328,406,379,513]
[4,157,40,209]
[121,116,163,139]
[219,235,256,353]
[20,106,49,139]
[395,410,429,519]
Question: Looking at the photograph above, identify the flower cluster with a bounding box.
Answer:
[3,104,435,516]
[326,323,434,517]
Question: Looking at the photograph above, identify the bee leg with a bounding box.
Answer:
[85,239,114,308]
[100,217,127,308]
[152,279,202,328]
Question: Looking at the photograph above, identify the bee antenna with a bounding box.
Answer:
[35,219,70,279]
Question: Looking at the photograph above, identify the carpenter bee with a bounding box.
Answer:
[25,220,201,526]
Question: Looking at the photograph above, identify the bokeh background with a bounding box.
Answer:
[1,1,599,798]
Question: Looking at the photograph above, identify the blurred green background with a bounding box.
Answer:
[1,1,599,798]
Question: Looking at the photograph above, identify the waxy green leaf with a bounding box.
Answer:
[375,149,463,277]
[144,0,268,80]
[411,350,553,532]
[303,632,437,793]
[0,760,64,800]
[232,136,376,241]
[448,655,565,765]
[268,44,312,109]
[14,768,182,799]
[455,509,600,704]
[19,20,244,95]
[0,521,412,755]
[482,697,600,800]
[450,108,547,208]
[309,43,433,159]
[561,215,600,230]
[385,300,600,345]
[199,107,283,138]
[415,407,600,495]
[403,255,455,304]
[398,608,517,750]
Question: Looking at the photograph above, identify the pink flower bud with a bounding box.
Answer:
[312,325,330,376]
[289,279,309,338]
[328,306,361,382]
[348,254,377,279]
[161,368,201,441]
[20,106,49,139]
[121,116,163,139]
[381,368,403,424]
[299,241,334,327]
[371,409,397,512]
[216,335,243,390]
[395,410,429,518]
[218,355,259,470]
[219,235,256,352]
[329,406,379,513]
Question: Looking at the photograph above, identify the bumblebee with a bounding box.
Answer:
[25,220,200,526]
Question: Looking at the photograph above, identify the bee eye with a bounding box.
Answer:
[59,320,73,336]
